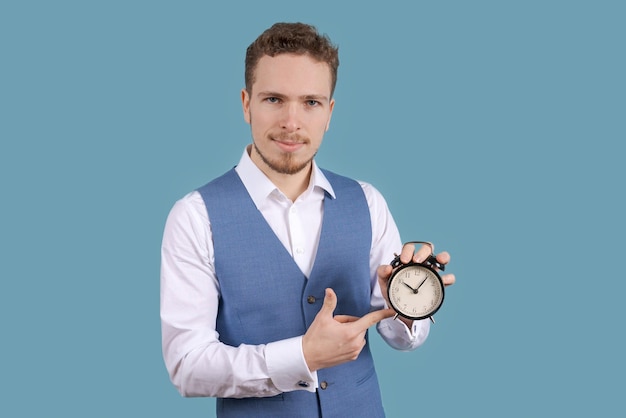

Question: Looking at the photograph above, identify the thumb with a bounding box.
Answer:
[318,288,337,317]
[377,265,392,281]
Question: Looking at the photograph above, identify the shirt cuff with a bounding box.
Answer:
[265,336,318,393]
[377,316,430,351]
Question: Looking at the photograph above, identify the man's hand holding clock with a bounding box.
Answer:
[377,241,456,328]
[302,241,455,372]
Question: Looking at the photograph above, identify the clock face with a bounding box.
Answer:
[388,264,444,320]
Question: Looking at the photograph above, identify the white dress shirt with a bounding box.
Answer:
[160,147,430,398]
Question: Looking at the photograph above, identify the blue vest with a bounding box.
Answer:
[198,168,385,418]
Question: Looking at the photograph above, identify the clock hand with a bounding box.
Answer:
[416,278,428,292]
[401,280,418,293]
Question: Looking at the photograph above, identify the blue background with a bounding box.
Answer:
[1,1,624,417]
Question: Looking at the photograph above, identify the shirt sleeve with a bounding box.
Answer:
[160,192,316,398]
[360,182,431,350]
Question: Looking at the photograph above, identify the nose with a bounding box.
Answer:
[280,103,300,132]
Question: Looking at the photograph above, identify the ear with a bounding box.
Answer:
[325,98,335,131]
[241,88,251,124]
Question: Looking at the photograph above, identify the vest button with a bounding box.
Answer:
[307,296,316,304]
[320,381,328,390]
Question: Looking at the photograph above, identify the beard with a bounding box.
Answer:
[252,133,316,175]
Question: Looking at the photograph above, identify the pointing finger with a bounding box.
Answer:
[353,308,395,331]
[333,314,360,323]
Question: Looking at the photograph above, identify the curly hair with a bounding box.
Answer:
[245,22,339,97]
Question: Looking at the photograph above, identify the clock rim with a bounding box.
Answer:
[386,263,445,320]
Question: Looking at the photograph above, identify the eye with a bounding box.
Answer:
[306,100,320,107]
[265,97,280,104]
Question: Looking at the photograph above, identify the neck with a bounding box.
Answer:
[265,164,312,202]
[248,146,312,202]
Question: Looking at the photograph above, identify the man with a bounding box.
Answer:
[161,22,455,417]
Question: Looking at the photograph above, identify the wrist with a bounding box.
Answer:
[395,314,413,329]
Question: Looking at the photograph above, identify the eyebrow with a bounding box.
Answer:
[257,91,330,103]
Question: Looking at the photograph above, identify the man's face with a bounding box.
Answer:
[242,54,335,176]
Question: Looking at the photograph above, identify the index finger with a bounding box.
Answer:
[352,308,395,331]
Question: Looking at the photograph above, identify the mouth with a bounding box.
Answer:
[271,134,308,153]
[275,141,304,153]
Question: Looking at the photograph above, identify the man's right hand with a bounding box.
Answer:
[302,288,394,372]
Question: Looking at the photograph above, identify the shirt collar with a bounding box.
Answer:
[234,146,336,205]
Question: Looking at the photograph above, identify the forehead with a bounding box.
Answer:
[251,54,332,97]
